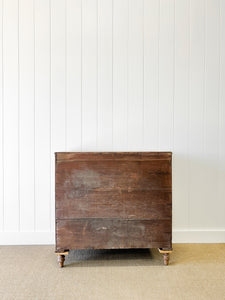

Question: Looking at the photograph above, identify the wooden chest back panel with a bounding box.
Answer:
[56,219,171,251]
[56,152,171,161]
[55,152,172,252]
[56,159,171,191]
[56,190,171,219]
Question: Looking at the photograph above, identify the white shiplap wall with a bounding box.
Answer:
[0,0,225,244]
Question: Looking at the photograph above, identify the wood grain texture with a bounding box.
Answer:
[55,160,172,190]
[56,219,172,251]
[55,152,172,255]
[56,190,171,219]
[55,152,172,161]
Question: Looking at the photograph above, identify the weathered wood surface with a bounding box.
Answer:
[57,255,65,268]
[55,152,172,260]
[55,157,172,220]
[56,219,172,251]
[56,152,172,162]
[55,160,171,191]
[56,190,171,219]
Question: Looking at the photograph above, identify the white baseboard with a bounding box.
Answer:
[172,228,225,243]
[0,232,55,245]
[0,229,224,245]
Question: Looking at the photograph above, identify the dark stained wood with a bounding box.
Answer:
[57,255,65,268]
[56,152,172,162]
[56,160,171,190]
[56,190,171,219]
[55,152,172,266]
[56,219,171,251]
[163,253,169,265]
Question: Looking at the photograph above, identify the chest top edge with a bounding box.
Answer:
[55,152,172,163]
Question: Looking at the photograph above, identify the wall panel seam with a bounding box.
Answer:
[157,0,160,150]
[80,0,82,151]
[96,0,98,149]
[18,0,20,232]
[172,0,175,151]
[49,0,52,233]
[65,0,67,151]
[142,0,144,149]
[33,0,36,232]
[1,0,4,232]
[187,0,190,228]
[111,0,113,150]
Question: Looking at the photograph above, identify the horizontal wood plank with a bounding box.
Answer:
[56,219,172,251]
[56,160,172,191]
[55,152,172,162]
[55,157,172,220]
[56,190,171,219]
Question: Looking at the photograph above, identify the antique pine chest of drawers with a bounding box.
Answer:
[55,152,172,267]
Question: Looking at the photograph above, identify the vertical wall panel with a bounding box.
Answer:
[189,0,221,228]
[127,0,144,150]
[19,0,35,232]
[189,0,205,227]
[0,0,225,243]
[143,0,159,151]
[82,0,97,150]
[3,0,19,231]
[35,0,51,232]
[199,0,220,226]
[158,0,174,150]
[66,0,82,151]
[219,0,225,229]
[51,0,66,152]
[173,0,189,228]
[0,0,3,231]
[51,0,66,231]
[113,0,128,151]
[97,0,113,150]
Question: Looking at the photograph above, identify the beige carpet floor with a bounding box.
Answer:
[0,244,224,300]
